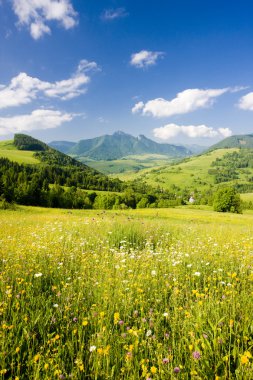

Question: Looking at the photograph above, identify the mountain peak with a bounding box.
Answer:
[50,131,192,160]
[113,130,129,136]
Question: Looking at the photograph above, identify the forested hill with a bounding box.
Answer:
[14,134,92,168]
[0,134,123,207]
[208,134,253,151]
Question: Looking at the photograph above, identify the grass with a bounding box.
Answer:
[0,206,252,379]
[112,149,245,190]
[77,154,173,175]
[0,140,40,164]
[241,193,253,202]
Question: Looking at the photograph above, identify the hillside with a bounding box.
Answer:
[208,133,253,151]
[0,134,122,194]
[114,147,253,195]
[49,131,192,160]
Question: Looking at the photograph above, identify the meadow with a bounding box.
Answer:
[0,206,252,379]
[0,141,40,165]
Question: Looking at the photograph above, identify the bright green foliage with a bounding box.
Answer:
[213,187,243,213]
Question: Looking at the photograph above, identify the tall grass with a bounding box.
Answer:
[0,207,252,379]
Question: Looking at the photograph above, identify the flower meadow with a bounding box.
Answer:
[0,207,252,379]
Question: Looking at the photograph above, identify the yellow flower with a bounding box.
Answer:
[15,347,20,353]
[33,353,40,363]
[114,312,120,324]
[82,320,88,326]
[150,366,157,374]
[241,355,249,365]
[44,363,49,370]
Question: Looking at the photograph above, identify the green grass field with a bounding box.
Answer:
[113,149,246,190]
[76,154,174,175]
[241,193,253,202]
[0,206,252,379]
[0,140,40,164]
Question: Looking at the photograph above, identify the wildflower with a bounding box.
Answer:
[163,312,169,317]
[150,366,157,374]
[174,367,180,373]
[53,304,59,308]
[33,353,40,363]
[118,320,124,325]
[114,312,120,324]
[73,317,78,323]
[192,351,201,360]
[89,345,96,352]
[241,355,249,365]
[162,358,170,364]
[146,329,152,337]
[34,273,43,278]
[194,272,201,276]
[151,270,157,276]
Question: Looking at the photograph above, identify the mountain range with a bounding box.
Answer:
[49,131,193,160]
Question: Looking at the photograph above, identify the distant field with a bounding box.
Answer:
[112,148,246,189]
[0,140,16,150]
[0,206,252,379]
[241,193,253,202]
[76,154,174,174]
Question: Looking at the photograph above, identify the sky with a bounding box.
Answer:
[1,0,253,146]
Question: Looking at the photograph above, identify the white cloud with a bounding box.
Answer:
[12,0,78,39]
[218,128,233,138]
[238,92,253,111]
[130,50,164,68]
[101,8,128,21]
[132,101,144,114]
[133,88,229,118]
[0,60,98,109]
[0,109,73,136]
[153,123,232,140]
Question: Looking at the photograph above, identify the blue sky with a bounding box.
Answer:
[1,0,253,146]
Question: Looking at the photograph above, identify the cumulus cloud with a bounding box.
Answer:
[153,123,232,140]
[0,109,73,136]
[12,0,78,39]
[238,92,253,111]
[130,50,165,68]
[133,88,230,118]
[132,101,145,114]
[101,8,128,21]
[0,60,99,109]
[218,128,233,138]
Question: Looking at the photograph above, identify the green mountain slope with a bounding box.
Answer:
[49,131,192,160]
[0,134,122,192]
[208,134,253,151]
[115,147,253,194]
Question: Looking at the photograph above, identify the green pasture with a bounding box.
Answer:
[0,140,40,164]
[113,148,239,184]
[77,154,173,175]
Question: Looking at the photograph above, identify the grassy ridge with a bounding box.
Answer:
[0,206,252,379]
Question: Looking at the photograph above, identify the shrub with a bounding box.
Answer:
[213,187,242,213]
